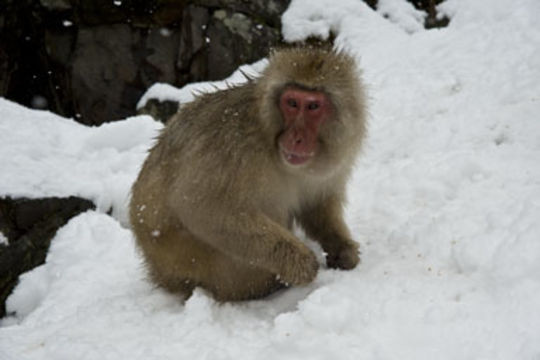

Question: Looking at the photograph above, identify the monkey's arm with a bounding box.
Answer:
[296,195,360,270]
[182,207,319,286]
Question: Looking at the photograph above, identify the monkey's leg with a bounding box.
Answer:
[297,195,360,270]
[138,226,285,301]
[136,227,204,297]
[201,247,285,301]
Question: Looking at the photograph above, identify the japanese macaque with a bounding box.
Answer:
[130,46,367,301]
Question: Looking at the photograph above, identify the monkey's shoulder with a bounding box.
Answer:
[163,82,261,146]
[158,81,264,158]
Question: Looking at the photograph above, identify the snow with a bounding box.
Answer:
[1,0,540,359]
[137,60,268,109]
[0,232,8,246]
[0,99,162,224]
[376,0,426,33]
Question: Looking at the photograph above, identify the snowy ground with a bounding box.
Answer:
[1,0,540,359]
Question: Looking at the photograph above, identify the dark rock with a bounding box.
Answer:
[0,0,289,125]
[363,0,377,9]
[143,27,181,86]
[44,28,76,66]
[205,9,279,80]
[137,98,179,123]
[40,0,72,11]
[407,0,450,29]
[177,5,211,84]
[71,24,139,124]
[146,0,187,26]
[177,4,281,84]
[142,3,283,122]
[0,45,9,95]
[0,196,95,318]
[196,0,289,28]
[76,0,130,25]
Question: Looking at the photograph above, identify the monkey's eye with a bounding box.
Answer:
[307,102,320,110]
[287,98,298,108]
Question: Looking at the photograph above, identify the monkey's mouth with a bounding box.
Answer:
[280,149,314,166]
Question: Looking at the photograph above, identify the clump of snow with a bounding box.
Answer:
[0,232,8,246]
[4,266,51,320]
[282,0,379,44]
[1,0,540,359]
[377,0,426,33]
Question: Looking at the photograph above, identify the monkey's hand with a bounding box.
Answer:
[325,239,360,270]
[273,241,319,285]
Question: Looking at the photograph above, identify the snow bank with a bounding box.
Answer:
[1,0,540,359]
[0,98,162,224]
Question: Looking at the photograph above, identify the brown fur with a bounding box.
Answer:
[130,47,367,301]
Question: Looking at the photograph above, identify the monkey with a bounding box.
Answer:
[130,46,367,301]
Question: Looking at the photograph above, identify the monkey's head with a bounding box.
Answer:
[256,47,366,176]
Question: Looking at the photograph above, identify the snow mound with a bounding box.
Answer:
[0,98,162,224]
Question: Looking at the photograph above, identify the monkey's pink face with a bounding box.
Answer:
[277,87,331,166]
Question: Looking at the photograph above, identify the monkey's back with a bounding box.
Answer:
[129,81,297,299]
[131,81,289,234]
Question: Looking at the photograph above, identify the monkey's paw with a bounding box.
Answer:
[326,242,360,270]
[277,246,319,286]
